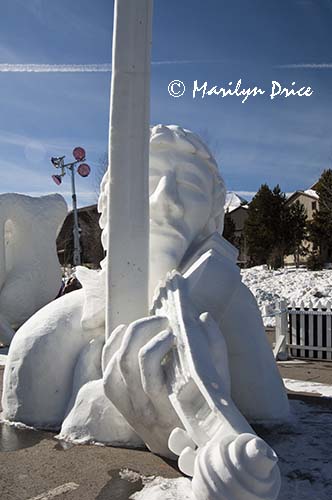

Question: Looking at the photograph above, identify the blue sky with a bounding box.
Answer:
[1,0,332,207]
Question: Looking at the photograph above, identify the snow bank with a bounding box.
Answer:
[284,378,332,398]
[241,266,332,326]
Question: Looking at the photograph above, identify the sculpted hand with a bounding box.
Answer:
[102,315,183,458]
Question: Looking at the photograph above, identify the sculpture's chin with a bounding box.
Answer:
[149,227,189,303]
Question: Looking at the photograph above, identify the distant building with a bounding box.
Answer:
[286,188,319,221]
[57,204,104,268]
[224,192,249,266]
[284,187,319,266]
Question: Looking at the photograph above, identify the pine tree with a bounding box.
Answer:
[245,184,294,268]
[267,185,292,268]
[244,184,276,266]
[309,169,332,262]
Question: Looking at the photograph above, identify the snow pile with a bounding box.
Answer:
[241,266,332,326]
[128,399,332,500]
[131,477,192,499]
[284,379,332,398]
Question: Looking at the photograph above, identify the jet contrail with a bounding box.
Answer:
[0,59,227,73]
[0,64,112,72]
[277,63,332,69]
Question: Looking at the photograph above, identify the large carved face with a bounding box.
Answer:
[98,125,226,301]
[149,125,224,250]
[149,125,225,300]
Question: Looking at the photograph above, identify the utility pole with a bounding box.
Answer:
[50,147,90,267]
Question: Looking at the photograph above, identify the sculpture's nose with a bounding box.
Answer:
[149,171,184,224]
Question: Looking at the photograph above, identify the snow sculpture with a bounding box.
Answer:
[2,126,287,500]
[0,193,67,344]
[2,0,287,495]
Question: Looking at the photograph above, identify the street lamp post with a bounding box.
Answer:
[50,147,91,267]
[69,163,81,266]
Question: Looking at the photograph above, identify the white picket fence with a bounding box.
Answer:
[274,299,332,361]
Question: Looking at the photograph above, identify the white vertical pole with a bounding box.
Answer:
[290,302,297,358]
[299,301,305,358]
[308,300,314,359]
[106,0,153,337]
[327,301,332,361]
[274,299,288,360]
[0,219,6,292]
[0,198,8,291]
[317,301,323,360]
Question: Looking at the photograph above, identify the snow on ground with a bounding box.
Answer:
[127,400,332,500]
[131,477,192,499]
[284,378,332,398]
[241,266,332,326]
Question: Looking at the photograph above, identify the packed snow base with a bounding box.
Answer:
[241,266,332,327]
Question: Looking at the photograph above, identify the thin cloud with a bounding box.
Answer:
[0,59,227,73]
[277,63,332,69]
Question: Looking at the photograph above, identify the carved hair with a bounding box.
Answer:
[149,125,226,239]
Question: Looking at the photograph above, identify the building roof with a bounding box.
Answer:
[224,192,248,213]
[66,203,98,215]
[286,189,319,204]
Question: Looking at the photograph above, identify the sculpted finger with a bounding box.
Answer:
[178,446,197,477]
[101,323,127,373]
[118,315,169,389]
[168,427,196,456]
[138,329,175,400]
[103,351,134,419]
